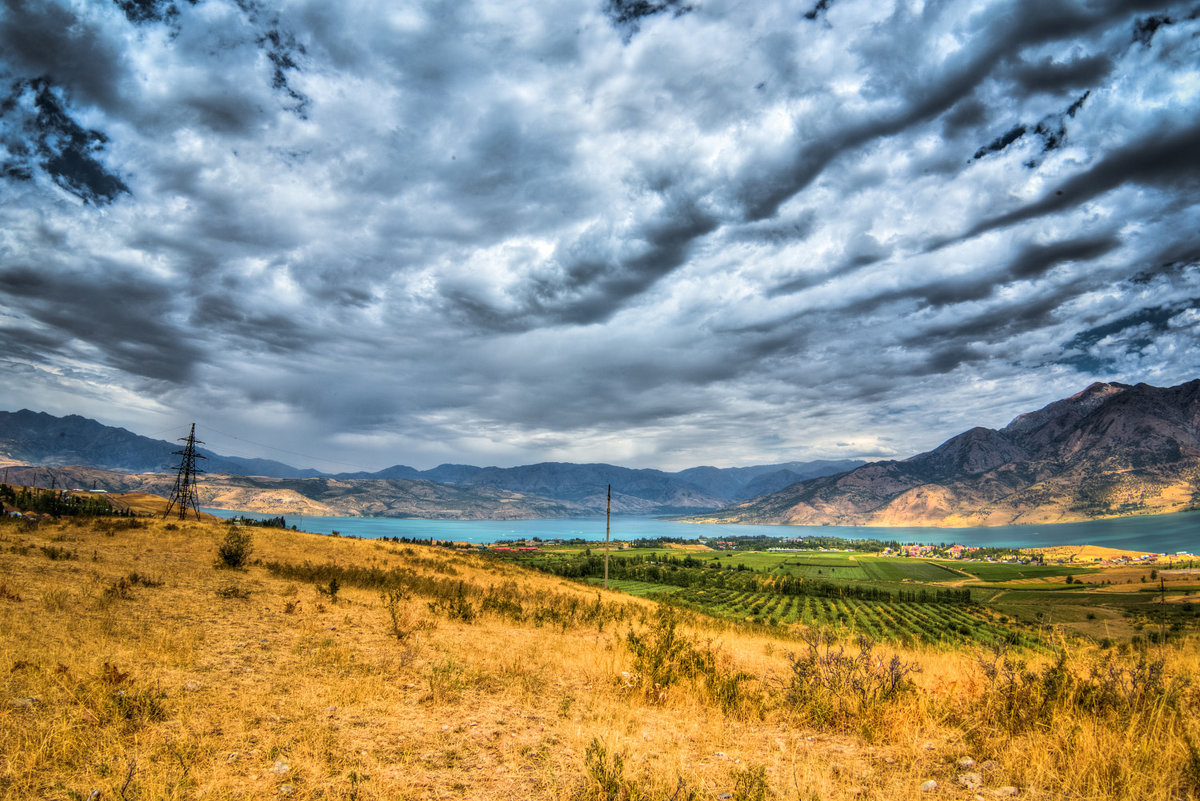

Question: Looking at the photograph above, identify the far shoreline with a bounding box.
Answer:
[203,507,1199,554]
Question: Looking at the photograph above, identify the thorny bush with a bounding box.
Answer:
[623,606,755,715]
[785,630,916,729]
[976,643,1193,733]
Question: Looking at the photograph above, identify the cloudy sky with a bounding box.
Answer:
[1,0,1198,473]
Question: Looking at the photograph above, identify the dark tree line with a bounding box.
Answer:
[0,483,126,518]
[226,515,289,529]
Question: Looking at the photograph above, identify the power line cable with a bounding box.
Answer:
[190,421,382,473]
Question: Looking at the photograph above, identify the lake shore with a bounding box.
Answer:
[204,508,1199,554]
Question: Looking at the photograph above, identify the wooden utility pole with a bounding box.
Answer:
[604,484,611,590]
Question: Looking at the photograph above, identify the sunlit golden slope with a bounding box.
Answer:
[1,517,1197,800]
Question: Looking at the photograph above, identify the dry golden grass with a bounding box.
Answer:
[1,517,1197,801]
[1026,545,1156,562]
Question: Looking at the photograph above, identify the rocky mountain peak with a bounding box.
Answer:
[906,426,1027,478]
[1001,381,1130,444]
[699,378,1200,527]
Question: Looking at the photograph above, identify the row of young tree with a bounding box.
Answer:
[517,551,973,605]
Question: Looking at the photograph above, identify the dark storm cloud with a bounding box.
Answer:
[605,0,694,42]
[521,202,721,327]
[113,0,190,26]
[772,233,1121,319]
[0,78,130,204]
[1004,53,1114,95]
[1,0,1198,471]
[941,98,989,138]
[188,294,313,355]
[973,124,1028,160]
[0,0,131,113]
[964,119,1200,240]
[731,0,1163,224]
[1132,14,1176,47]
[1063,301,1195,357]
[767,233,890,298]
[0,264,201,383]
[971,91,1089,164]
[1005,235,1122,282]
[1056,292,1200,374]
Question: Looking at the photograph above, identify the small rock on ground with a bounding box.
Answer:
[920,780,938,792]
[958,756,976,769]
[959,772,983,791]
[270,762,289,775]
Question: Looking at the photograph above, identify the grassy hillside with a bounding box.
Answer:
[2,516,1198,800]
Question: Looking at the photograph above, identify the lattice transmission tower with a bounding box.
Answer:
[163,423,206,520]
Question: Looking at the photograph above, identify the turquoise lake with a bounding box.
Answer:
[204,509,1198,553]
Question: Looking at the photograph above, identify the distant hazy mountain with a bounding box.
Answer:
[0,409,862,517]
[338,459,867,513]
[0,465,584,521]
[672,461,867,499]
[695,380,1200,527]
[0,410,324,478]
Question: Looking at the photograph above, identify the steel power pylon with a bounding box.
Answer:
[163,423,206,520]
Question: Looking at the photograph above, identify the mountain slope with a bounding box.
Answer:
[698,380,1200,527]
[0,410,323,478]
[1,409,861,514]
[341,459,866,508]
[0,465,585,520]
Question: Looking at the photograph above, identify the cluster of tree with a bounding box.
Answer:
[696,534,904,552]
[0,483,126,518]
[373,535,477,549]
[226,515,289,529]
[960,546,1043,562]
[895,587,974,604]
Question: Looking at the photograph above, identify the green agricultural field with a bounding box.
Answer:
[662,585,1036,647]
[857,557,965,582]
[957,562,1102,581]
[774,561,871,581]
[492,543,1199,648]
[581,577,685,597]
[540,546,677,559]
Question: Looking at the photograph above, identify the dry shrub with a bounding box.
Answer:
[215,527,253,569]
[623,606,756,716]
[572,738,700,801]
[785,629,916,732]
[963,643,1200,798]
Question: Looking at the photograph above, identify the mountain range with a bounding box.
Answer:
[5,379,1199,525]
[0,410,862,517]
[0,410,325,478]
[692,380,1200,526]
